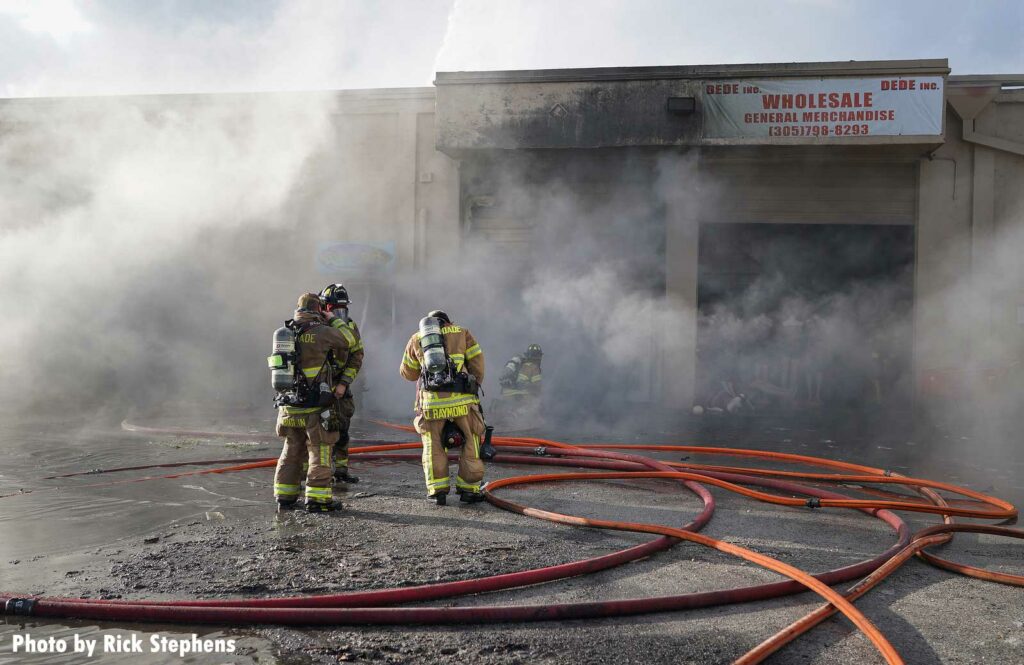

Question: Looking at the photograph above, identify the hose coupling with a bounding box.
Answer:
[5,598,37,616]
[534,446,547,456]
[883,469,894,477]
[805,497,821,509]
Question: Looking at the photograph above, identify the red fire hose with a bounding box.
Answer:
[2,421,1021,665]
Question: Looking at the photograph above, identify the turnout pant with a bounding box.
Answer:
[333,392,356,470]
[274,410,339,505]
[414,405,486,496]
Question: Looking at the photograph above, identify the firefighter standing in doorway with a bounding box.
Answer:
[272,293,352,512]
[399,310,487,505]
[499,344,543,398]
[319,283,364,485]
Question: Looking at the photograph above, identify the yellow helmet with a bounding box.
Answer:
[296,293,322,311]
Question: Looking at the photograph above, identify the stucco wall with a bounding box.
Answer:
[914,93,1024,403]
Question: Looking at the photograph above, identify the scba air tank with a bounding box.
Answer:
[269,326,297,391]
[418,317,448,374]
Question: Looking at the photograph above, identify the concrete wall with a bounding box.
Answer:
[436,78,704,150]
[915,111,974,378]
[303,88,460,273]
[987,93,1024,366]
[915,88,1024,399]
[414,111,461,271]
[661,155,701,408]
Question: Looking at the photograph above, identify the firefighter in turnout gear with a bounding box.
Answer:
[273,293,352,512]
[400,310,487,505]
[499,344,543,398]
[319,283,363,485]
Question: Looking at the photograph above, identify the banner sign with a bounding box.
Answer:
[702,76,944,141]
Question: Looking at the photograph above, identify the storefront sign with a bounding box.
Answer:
[703,76,944,141]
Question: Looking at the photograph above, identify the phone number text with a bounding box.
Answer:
[767,124,872,137]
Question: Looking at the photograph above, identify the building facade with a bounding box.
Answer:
[4,59,1021,411]
[426,59,1024,409]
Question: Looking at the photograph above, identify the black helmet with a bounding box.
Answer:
[525,344,542,359]
[319,283,350,307]
[428,309,451,324]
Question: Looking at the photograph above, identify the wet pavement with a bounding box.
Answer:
[0,407,1021,664]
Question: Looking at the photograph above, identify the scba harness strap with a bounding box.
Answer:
[417,325,479,395]
[275,319,332,409]
[425,371,479,396]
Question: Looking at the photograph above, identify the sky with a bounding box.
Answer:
[0,0,1021,97]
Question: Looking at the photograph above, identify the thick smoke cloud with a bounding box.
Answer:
[0,93,337,412]
[380,144,1019,438]
[366,151,697,426]
[3,82,1020,438]
[914,185,1024,439]
[0,1,443,417]
[693,224,916,414]
[1,3,1021,440]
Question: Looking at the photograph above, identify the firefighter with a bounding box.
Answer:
[399,310,486,505]
[319,283,363,484]
[499,344,543,398]
[273,293,352,512]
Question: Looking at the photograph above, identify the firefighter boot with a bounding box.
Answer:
[306,500,343,513]
[431,492,447,506]
[334,468,360,484]
[457,488,486,504]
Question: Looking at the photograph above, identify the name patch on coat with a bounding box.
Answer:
[424,405,470,420]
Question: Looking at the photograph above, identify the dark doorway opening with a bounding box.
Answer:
[459,150,668,409]
[695,223,915,413]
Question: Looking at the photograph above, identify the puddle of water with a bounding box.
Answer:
[0,418,288,663]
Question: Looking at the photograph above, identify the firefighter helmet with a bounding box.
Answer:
[296,293,322,312]
[525,343,543,360]
[319,283,350,307]
[427,309,451,324]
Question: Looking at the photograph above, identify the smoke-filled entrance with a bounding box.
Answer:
[695,222,915,413]
[454,150,669,413]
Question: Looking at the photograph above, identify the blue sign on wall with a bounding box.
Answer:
[316,241,395,277]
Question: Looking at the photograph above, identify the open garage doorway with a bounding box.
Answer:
[695,223,915,414]
[459,150,668,410]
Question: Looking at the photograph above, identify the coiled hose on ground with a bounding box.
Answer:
[1,420,1021,665]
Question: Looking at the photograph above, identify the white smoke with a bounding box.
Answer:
[0,1,450,413]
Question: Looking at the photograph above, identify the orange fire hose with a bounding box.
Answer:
[479,433,1015,521]
[485,471,906,665]
[3,420,1015,665]
[737,524,1024,664]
